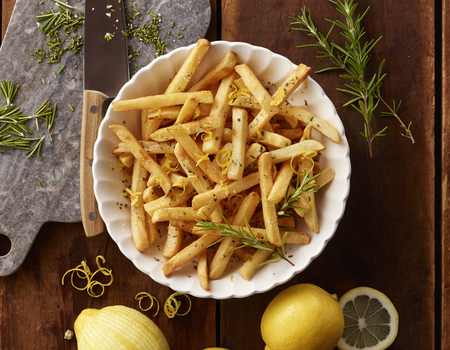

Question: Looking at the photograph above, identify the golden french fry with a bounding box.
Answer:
[146,105,211,120]
[152,207,204,223]
[165,38,211,94]
[258,152,282,247]
[173,143,213,193]
[244,143,266,169]
[304,190,319,233]
[162,234,221,277]
[143,183,196,217]
[174,95,200,125]
[315,167,335,190]
[163,223,185,258]
[168,125,227,184]
[112,140,176,156]
[239,248,273,281]
[191,172,260,209]
[197,248,210,291]
[268,160,293,204]
[227,107,248,181]
[111,91,214,112]
[149,116,221,142]
[209,192,261,280]
[110,124,172,195]
[255,129,292,149]
[119,153,134,168]
[278,216,296,229]
[279,104,340,143]
[269,139,325,164]
[278,128,304,140]
[300,123,313,142]
[202,71,237,154]
[169,220,197,234]
[234,64,278,114]
[130,157,151,252]
[189,51,238,92]
[142,109,162,141]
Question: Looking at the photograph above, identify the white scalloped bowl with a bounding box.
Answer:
[93,41,351,299]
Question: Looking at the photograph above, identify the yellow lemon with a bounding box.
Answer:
[261,283,344,350]
[337,287,398,350]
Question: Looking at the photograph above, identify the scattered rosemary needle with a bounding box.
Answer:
[195,210,294,270]
[290,0,414,158]
[277,169,320,217]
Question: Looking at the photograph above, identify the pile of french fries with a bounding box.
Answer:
[109,39,339,291]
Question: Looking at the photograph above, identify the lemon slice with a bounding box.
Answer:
[337,287,399,350]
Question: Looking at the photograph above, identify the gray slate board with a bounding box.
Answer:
[0,0,211,276]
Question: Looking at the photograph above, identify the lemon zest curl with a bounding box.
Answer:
[135,292,160,317]
[164,292,192,318]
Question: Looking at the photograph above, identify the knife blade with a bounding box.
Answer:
[80,0,129,237]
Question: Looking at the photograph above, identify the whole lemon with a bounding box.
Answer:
[261,283,344,350]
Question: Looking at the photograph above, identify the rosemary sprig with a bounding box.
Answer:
[290,0,414,158]
[195,210,294,270]
[277,169,320,217]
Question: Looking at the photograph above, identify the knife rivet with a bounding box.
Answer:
[90,105,98,114]
[88,212,97,221]
[89,158,94,167]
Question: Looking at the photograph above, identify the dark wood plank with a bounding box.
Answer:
[442,0,450,348]
[1,0,15,41]
[221,1,435,349]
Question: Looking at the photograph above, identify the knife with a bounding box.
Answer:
[80,0,129,237]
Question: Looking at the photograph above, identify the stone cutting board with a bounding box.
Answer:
[0,0,211,276]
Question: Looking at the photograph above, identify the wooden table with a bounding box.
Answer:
[0,0,441,349]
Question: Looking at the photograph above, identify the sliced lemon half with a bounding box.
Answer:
[337,286,399,350]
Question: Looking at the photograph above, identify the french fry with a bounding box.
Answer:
[269,139,325,164]
[174,95,200,125]
[304,190,319,233]
[247,63,310,140]
[258,152,282,246]
[244,143,266,169]
[149,116,221,141]
[119,154,134,168]
[278,128,304,140]
[188,51,238,92]
[162,234,221,277]
[255,129,292,149]
[130,158,151,252]
[163,224,185,258]
[268,160,294,204]
[146,105,211,120]
[165,38,211,94]
[239,247,273,281]
[202,71,237,154]
[170,220,197,234]
[110,124,172,195]
[197,248,210,291]
[315,167,335,190]
[279,104,340,143]
[234,64,278,114]
[152,207,205,223]
[300,123,313,142]
[191,172,260,209]
[173,143,213,193]
[168,125,227,184]
[142,110,162,141]
[209,192,261,280]
[143,183,196,216]
[111,91,214,112]
[112,140,176,156]
[227,107,248,181]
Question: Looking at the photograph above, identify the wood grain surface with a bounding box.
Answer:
[0,0,440,349]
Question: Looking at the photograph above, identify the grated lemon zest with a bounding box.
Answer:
[164,292,192,318]
[187,174,199,181]
[135,292,160,317]
[195,153,209,166]
[164,154,180,173]
[193,107,200,119]
[230,274,234,282]
[216,148,232,174]
[125,187,142,207]
[271,87,286,106]
[61,255,113,298]
[290,150,318,175]
[228,84,252,105]
[219,180,230,196]
[172,181,186,196]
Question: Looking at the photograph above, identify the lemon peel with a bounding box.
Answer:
[125,188,142,207]
[196,153,209,166]
[196,130,213,141]
[115,162,129,179]
[172,181,186,196]
[219,180,230,196]
[164,154,180,173]
[290,150,318,175]
[62,255,113,298]
[216,148,232,174]
[193,106,201,119]
[164,292,192,318]
[135,292,160,317]
[228,86,252,105]
[271,87,286,106]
